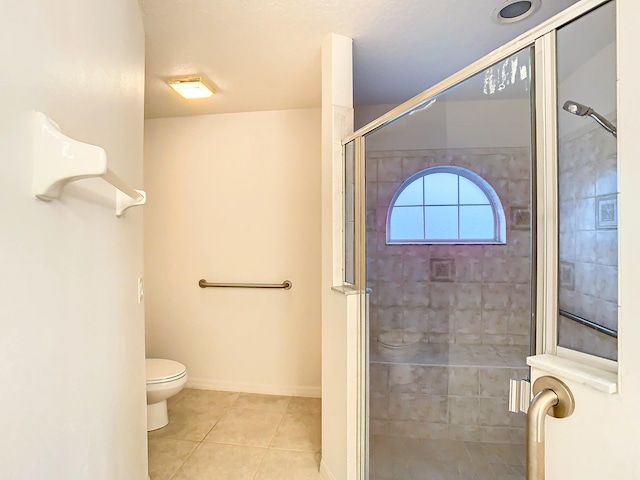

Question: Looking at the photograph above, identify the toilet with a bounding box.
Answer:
[145,358,187,431]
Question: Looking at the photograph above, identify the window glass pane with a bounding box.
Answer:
[394,177,423,206]
[344,141,355,284]
[425,206,458,239]
[389,206,424,240]
[459,176,490,205]
[424,173,458,205]
[460,205,494,239]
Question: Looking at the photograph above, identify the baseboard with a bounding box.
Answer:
[186,377,321,398]
[319,460,337,480]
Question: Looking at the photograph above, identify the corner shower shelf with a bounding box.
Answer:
[32,112,146,217]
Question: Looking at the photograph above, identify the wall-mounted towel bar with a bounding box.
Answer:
[32,112,146,217]
[198,279,292,290]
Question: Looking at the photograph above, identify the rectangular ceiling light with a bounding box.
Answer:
[168,78,214,99]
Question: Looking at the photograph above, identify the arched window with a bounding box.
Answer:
[387,166,506,244]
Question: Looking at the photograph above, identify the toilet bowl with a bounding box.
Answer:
[145,358,187,431]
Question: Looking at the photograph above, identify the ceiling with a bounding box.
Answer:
[141,0,581,119]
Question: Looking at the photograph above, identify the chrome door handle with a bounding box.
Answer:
[527,376,575,480]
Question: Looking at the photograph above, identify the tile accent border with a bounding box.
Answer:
[430,258,455,282]
[559,262,575,290]
[596,194,617,229]
[510,206,531,231]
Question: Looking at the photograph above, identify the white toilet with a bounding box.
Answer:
[145,358,188,431]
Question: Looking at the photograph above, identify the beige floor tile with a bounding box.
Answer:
[254,449,321,480]
[171,443,266,480]
[287,396,321,414]
[148,400,228,442]
[147,437,198,480]
[167,389,189,410]
[204,407,284,447]
[235,393,291,412]
[270,411,321,452]
[172,388,239,411]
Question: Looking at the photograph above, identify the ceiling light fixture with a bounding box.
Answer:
[491,0,541,24]
[167,77,214,99]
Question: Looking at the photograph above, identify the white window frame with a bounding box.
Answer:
[386,166,507,245]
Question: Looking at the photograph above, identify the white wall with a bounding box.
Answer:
[356,98,532,150]
[320,34,355,480]
[0,1,146,479]
[144,109,322,396]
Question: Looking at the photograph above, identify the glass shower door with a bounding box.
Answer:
[363,48,535,480]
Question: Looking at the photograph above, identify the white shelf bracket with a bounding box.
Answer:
[116,189,146,218]
[32,112,146,217]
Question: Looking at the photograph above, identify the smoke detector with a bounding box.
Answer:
[491,0,541,24]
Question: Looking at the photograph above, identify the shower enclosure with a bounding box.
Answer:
[365,47,534,479]
[342,1,618,479]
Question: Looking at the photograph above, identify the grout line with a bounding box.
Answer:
[250,446,270,480]
[251,396,292,480]
[166,440,201,480]
[157,391,324,480]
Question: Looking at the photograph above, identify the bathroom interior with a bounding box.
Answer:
[0,0,628,479]
[349,2,617,478]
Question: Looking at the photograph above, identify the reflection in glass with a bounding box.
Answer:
[344,140,355,285]
[363,47,534,478]
[556,1,617,361]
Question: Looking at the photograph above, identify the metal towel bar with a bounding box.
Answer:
[198,279,292,290]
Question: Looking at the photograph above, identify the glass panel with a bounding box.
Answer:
[459,176,490,204]
[394,176,423,206]
[424,205,458,239]
[363,46,534,479]
[344,140,355,285]
[424,172,458,205]
[460,205,495,239]
[556,1,617,361]
[389,206,424,240]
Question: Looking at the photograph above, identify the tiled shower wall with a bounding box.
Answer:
[366,147,532,346]
[369,362,528,443]
[558,116,618,360]
[366,147,532,443]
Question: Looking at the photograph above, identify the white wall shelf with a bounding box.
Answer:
[32,111,146,217]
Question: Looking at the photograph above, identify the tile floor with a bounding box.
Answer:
[148,388,321,480]
[370,435,525,480]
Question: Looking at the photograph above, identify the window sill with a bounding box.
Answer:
[331,285,359,296]
[526,353,617,394]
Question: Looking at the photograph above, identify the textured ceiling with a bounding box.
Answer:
[141,0,581,119]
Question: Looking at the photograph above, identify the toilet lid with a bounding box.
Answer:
[146,358,187,384]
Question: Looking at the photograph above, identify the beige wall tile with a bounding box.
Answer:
[447,367,479,396]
